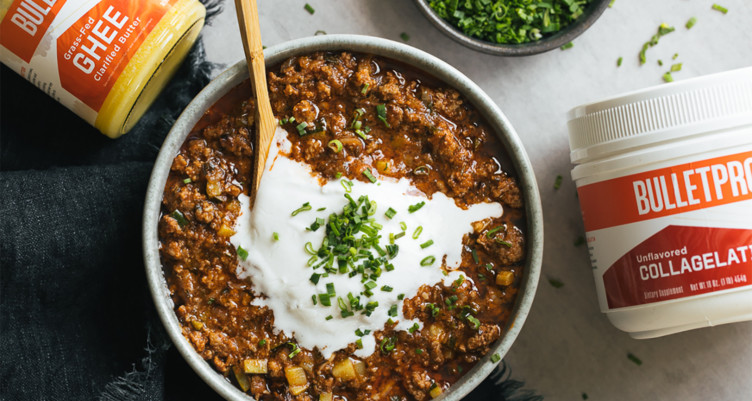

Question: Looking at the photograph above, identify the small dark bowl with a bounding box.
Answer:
[413,0,611,56]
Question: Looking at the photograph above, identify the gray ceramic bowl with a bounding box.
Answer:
[143,34,543,401]
[413,0,611,56]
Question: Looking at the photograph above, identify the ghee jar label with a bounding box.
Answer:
[578,149,752,311]
[0,0,175,122]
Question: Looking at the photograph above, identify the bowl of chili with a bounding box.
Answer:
[413,0,611,56]
[144,34,543,400]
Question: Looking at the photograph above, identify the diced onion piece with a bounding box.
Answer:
[243,358,268,374]
[496,271,515,286]
[232,365,251,392]
[332,358,357,381]
[289,384,309,396]
[427,324,445,342]
[429,384,443,399]
[285,366,308,387]
[206,179,222,198]
[352,359,367,378]
[319,392,334,401]
[217,224,236,237]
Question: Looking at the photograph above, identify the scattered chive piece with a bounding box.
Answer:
[288,343,301,358]
[236,246,249,261]
[496,239,513,247]
[355,339,363,349]
[291,202,312,216]
[617,56,623,67]
[554,175,563,190]
[657,59,663,66]
[397,293,405,300]
[328,139,343,153]
[415,348,423,354]
[362,168,378,183]
[388,304,398,317]
[574,236,586,247]
[465,314,481,329]
[686,17,697,29]
[471,248,479,264]
[486,263,494,271]
[582,393,589,400]
[314,30,327,35]
[420,256,435,266]
[325,315,333,320]
[486,226,504,238]
[548,277,564,288]
[295,121,308,136]
[412,226,423,239]
[400,32,410,41]
[560,41,574,50]
[408,201,425,213]
[335,172,342,179]
[326,282,336,297]
[341,178,353,193]
[376,104,390,127]
[380,336,397,354]
[170,210,188,227]
[711,4,728,14]
[491,353,501,363]
[670,63,682,72]
[673,53,679,60]
[663,72,674,83]
[258,339,267,347]
[381,285,393,292]
[420,239,434,249]
[183,178,192,184]
[317,207,326,211]
[408,323,420,333]
[319,294,332,307]
[273,232,279,241]
[627,352,643,365]
[304,3,315,14]
[385,207,397,219]
[312,294,317,305]
[639,23,675,65]
[310,273,321,284]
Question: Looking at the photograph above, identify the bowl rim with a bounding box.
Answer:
[143,34,543,401]
[412,0,611,56]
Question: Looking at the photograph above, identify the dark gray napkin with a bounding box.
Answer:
[0,1,541,399]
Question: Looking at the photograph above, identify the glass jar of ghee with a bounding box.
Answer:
[568,67,752,338]
[0,0,206,138]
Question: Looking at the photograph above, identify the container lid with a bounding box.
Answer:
[568,66,752,164]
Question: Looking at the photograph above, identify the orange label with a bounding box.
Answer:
[56,0,175,111]
[578,151,752,231]
[0,0,67,62]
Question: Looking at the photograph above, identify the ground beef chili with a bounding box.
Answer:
[159,51,526,401]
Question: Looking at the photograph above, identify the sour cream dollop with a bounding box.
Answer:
[231,128,502,358]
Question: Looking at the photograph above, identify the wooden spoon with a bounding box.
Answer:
[234,0,276,205]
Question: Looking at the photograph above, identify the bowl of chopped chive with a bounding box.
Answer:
[414,0,611,56]
[144,34,543,401]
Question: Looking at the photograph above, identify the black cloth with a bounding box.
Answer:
[0,2,541,399]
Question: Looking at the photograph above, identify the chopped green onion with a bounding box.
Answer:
[388,304,398,317]
[288,342,301,358]
[381,285,393,292]
[413,165,430,175]
[304,3,315,14]
[420,256,435,266]
[400,32,410,41]
[327,282,336,297]
[627,352,643,365]
[686,17,697,29]
[380,336,397,354]
[258,339,267,346]
[325,315,333,320]
[663,72,674,83]
[385,207,397,219]
[310,273,321,284]
[608,0,615,7]
[292,202,312,216]
[335,172,342,179]
[658,59,663,66]
[617,57,623,67]
[486,226,504,238]
[408,323,419,333]
[465,314,481,330]
[554,175,563,190]
[574,236,586,247]
[491,353,501,363]
[549,278,565,288]
[420,239,434,249]
[376,104,390,127]
[236,246,249,261]
[415,348,423,354]
[670,63,682,72]
[361,83,369,95]
[639,24,675,65]
[408,201,425,213]
[355,338,363,349]
[362,168,378,183]
[412,226,423,239]
[673,53,679,60]
[183,178,192,184]
[471,248,479,264]
[273,232,279,241]
[341,178,353,193]
[170,210,188,227]
[711,4,728,14]
[328,139,343,152]
[312,294,317,305]
[295,121,308,136]
[560,41,574,50]
[397,293,405,300]
[319,294,332,306]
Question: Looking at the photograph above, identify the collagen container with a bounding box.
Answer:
[568,67,752,338]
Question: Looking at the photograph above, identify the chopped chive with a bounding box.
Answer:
[326,282,336,296]
[314,30,327,35]
[288,343,300,358]
[361,83,369,95]
[310,273,321,284]
[317,207,326,211]
[486,263,494,271]
[662,72,674,83]
[304,3,315,14]
[617,57,623,67]
[608,0,615,7]
[686,17,697,29]
[465,314,481,330]
[639,23,675,65]
[627,352,643,365]
[376,104,390,127]
[381,285,393,292]
[400,32,410,41]
[471,248,479,264]
[170,210,188,227]
[670,63,682,72]
[388,304,398,317]
[574,236,586,247]
[385,207,397,219]
[295,121,308,136]
[408,201,425,213]
[397,293,405,300]
[496,239,513,247]
[658,59,663,66]
[420,239,434,249]
[355,338,363,349]
[415,348,423,354]
[319,294,332,306]
[711,4,728,14]
[292,202,312,216]
[554,175,563,190]
[272,232,279,241]
[362,168,378,183]
[549,277,565,288]
[236,246,249,261]
[328,139,343,152]
[183,178,192,184]
[312,294,317,305]
[325,315,333,320]
[420,256,435,266]
[408,323,419,333]
[258,339,267,346]
[380,336,397,354]
[341,178,353,193]
[582,393,589,400]
[412,226,423,239]
[672,53,679,60]
[491,353,501,363]
[560,41,574,50]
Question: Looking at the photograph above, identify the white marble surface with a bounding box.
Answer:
[201,1,752,399]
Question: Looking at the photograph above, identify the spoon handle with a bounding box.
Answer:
[235,0,276,204]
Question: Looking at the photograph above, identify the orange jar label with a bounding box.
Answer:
[0,0,67,62]
[55,0,175,111]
